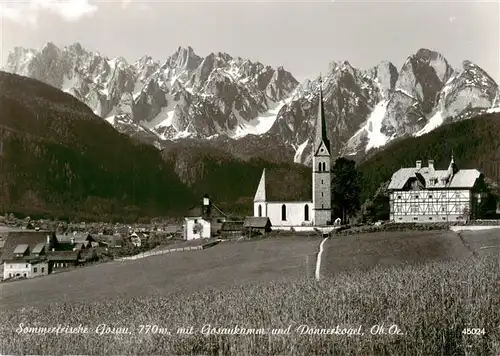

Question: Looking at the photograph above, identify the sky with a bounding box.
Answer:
[1,0,499,83]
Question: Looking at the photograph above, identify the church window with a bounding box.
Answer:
[304,205,309,221]
[281,204,287,221]
[321,179,323,184]
[318,162,322,172]
[322,162,326,171]
[321,192,324,197]
[258,205,262,217]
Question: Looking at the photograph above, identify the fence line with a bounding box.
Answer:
[114,245,203,261]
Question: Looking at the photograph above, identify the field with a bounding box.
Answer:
[1,230,499,355]
[322,230,473,276]
[0,235,321,309]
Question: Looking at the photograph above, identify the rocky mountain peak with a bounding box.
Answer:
[4,43,498,165]
[166,45,202,72]
[40,41,61,59]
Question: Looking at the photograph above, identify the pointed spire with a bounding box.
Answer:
[448,151,457,176]
[254,169,266,202]
[315,74,330,154]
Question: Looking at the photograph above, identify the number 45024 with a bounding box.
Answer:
[462,328,486,335]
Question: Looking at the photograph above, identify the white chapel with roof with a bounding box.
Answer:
[252,78,333,228]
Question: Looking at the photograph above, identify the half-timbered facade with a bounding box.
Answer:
[388,158,487,223]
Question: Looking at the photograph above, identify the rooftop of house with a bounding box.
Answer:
[1,231,54,261]
[46,250,80,261]
[254,166,313,202]
[243,216,272,228]
[56,233,95,244]
[185,200,227,219]
[388,158,481,191]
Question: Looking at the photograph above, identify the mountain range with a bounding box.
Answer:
[4,43,500,165]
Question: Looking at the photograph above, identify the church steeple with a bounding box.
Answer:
[314,75,330,154]
[312,74,332,226]
[315,75,330,155]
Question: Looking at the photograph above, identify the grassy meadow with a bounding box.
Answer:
[1,250,499,355]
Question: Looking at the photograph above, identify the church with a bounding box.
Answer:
[253,78,332,227]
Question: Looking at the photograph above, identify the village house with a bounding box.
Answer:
[253,77,332,228]
[184,195,227,240]
[2,231,98,280]
[220,221,245,238]
[243,216,272,235]
[1,231,55,279]
[388,157,488,223]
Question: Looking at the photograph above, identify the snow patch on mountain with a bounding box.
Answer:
[487,107,500,114]
[415,111,444,137]
[230,98,292,139]
[294,139,309,163]
[365,100,390,151]
[62,75,78,92]
[144,94,179,130]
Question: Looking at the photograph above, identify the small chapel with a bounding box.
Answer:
[253,78,332,227]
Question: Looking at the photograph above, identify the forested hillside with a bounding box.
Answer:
[0,71,194,221]
[358,112,500,202]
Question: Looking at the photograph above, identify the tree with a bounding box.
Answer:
[362,181,390,223]
[331,157,362,224]
[193,222,204,235]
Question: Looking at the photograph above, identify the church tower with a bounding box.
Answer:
[312,76,332,226]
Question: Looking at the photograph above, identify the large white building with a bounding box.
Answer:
[253,78,332,227]
[388,157,487,223]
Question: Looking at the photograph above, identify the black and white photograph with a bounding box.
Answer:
[0,0,499,354]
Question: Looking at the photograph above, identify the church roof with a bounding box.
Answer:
[314,76,331,155]
[254,166,312,202]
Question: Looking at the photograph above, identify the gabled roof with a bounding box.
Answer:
[244,217,271,228]
[1,231,53,261]
[185,203,227,219]
[47,251,80,261]
[388,159,481,190]
[254,166,312,202]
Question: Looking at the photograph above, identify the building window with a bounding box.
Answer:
[258,205,262,217]
[397,195,401,199]
[442,217,446,220]
[322,162,326,171]
[321,192,324,197]
[318,162,322,172]
[281,204,287,221]
[429,195,433,199]
[429,217,433,220]
[398,217,402,220]
[25,264,28,268]
[304,205,309,221]
[9,273,11,278]
[321,204,324,209]
[23,273,26,277]
[321,179,323,184]
[413,217,418,220]
[34,267,37,273]
[42,267,45,273]
[415,195,419,199]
